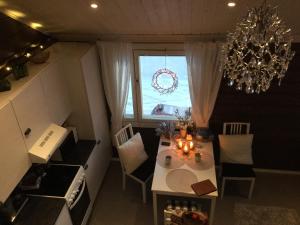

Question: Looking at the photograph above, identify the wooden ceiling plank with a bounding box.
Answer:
[180,0,192,34]
[2,0,300,37]
[165,0,182,34]
[140,0,162,34]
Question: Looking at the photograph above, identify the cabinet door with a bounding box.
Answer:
[85,142,111,203]
[40,61,72,125]
[10,75,51,150]
[80,46,109,141]
[0,102,31,202]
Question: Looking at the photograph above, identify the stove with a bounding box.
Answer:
[21,164,90,225]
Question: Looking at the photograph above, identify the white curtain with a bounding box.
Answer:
[184,42,223,127]
[97,41,133,136]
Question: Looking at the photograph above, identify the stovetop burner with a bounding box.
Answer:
[22,164,80,197]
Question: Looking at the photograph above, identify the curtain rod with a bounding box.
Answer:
[53,33,227,43]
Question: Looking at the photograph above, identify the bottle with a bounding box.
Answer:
[174,200,181,215]
[190,201,197,212]
[197,203,202,212]
[182,201,188,212]
[166,200,173,211]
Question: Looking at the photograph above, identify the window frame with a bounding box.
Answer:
[124,43,189,128]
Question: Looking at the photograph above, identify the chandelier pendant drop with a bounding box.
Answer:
[152,51,178,95]
[222,0,295,94]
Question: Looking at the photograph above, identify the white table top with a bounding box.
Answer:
[151,138,218,198]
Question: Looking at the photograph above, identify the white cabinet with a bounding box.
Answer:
[10,75,51,150]
[39,60,72,125]
[80,47,109,142]
[85,142,111,202]
[60,43,112,203]
[0,102,31,202]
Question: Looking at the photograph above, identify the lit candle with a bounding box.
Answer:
[178,140,183,149]
[189,141,194,150]
[183,144,189,154]
[186,134,193,141]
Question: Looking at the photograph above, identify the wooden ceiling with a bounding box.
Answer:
[1,0,300,41]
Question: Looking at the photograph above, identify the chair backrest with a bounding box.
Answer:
[114,123,134,147]
[220,122,253,165]
[223,122,250,135]
[114,124,134,174]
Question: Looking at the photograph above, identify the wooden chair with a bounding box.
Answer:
[114,124,154,203]
[220,122,256,199]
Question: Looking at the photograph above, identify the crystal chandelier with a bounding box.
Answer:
[222,1,295,94]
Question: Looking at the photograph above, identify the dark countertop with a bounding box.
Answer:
[50,139,96,166]
[14,196,65,225]
[59,140,96,166]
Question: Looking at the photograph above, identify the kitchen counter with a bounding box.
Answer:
[14,196,65,225]
[54,140,96,166]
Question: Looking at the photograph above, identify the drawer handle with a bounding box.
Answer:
[24,128,32,136]
[97,140,101,145]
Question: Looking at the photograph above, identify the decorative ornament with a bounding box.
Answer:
[222,0,295,94]
[152,68,178,94]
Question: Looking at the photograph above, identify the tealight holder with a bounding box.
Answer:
[177,140,183,149]
[186,134,193,141]
[195,152,201,162]
[165,155,172,166]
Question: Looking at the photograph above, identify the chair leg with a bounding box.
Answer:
[142,183,147,204]
[248,178,255,199]
[122,173,126,190]
[221,178,226,199]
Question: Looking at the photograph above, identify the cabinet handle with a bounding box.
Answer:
[24,128,32,136]
[97,139,101,145]
[84,164,88,170]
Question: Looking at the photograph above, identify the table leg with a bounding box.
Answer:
[209,198,216,225]
[153,192,158,225]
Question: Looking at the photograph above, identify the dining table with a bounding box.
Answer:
[151,137,218,225]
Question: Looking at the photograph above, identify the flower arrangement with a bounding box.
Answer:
[174,107,192,129]
[174,107,194,138]
[155,121,174,139]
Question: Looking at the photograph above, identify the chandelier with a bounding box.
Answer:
[222,1,295,94]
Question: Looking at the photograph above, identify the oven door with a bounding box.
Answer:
[69,179,90,225]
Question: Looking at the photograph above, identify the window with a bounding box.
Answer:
[125,49,191,124]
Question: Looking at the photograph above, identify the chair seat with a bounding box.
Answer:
[222,163,256,178]
[131,158,155,182]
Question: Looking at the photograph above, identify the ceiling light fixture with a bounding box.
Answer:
[227,2,236,7]
[25,52,32,58]
[4,9,26,19]
[222,0,295,94]
[30,22,43,29]
[90,3,98,9]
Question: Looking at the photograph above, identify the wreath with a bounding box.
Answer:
[151,68,178,94]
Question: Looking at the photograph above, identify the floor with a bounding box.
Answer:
[88,161,300,225]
